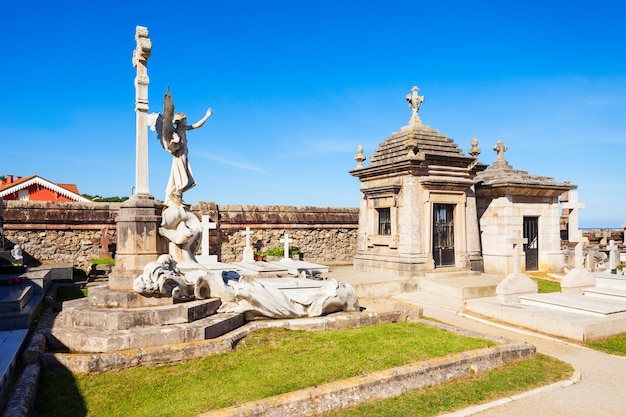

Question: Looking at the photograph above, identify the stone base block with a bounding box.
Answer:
[59,297,221,330]
[87,285,189,308]
[496,272,538,303]
[47,312,244,353]
[561,268,596,294]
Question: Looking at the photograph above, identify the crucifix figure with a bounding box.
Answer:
[406,86,424,126]
[493,140,507,160]
[280,232,294,262]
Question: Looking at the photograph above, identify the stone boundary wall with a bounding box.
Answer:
[2,201,358,272]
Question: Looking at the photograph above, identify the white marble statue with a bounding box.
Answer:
[11,245,23,263]
[151,87,212,207]
[217,276,360,320]
[133,254,193,299]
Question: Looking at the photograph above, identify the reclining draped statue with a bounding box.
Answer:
[133,88,359,319]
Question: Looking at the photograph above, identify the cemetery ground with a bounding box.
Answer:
[34,321,571,417]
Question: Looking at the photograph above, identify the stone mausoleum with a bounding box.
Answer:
[351,86,575,277]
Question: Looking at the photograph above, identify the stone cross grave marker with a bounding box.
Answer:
[280,232,294,262]
[562,190,586,269]
[201,215,217,259]
[241,227,254,263]
[132,26,152,195]
[608,239,618,273]
[510,236,527,274]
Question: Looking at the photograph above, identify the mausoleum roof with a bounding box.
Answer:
[475,142,576,198]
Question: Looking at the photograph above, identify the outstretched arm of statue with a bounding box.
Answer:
[190,107,213,130]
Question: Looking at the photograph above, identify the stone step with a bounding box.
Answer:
[417,274,501,300]
[519,293,626,317]
[584,287,626,303]
[0,291,44,330]
[594,272,626,291]
[0,284,34,313]
[58,297,222,330]
[47,312,244,353]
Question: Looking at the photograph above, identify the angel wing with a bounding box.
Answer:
[160,87,179,153]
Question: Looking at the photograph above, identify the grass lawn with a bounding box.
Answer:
[35,322,572,417]
[324,353,570,417]
[585,333,626,356]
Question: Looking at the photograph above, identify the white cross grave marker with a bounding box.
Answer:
[562,190,587,269]
[280,232,294,262]
[608,239,618,273]
[510,236,527,274]
[241,227,254,263]
[201,215,217,258]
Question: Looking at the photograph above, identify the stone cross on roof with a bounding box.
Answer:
[493,140,507,161]
[406,86,424,126]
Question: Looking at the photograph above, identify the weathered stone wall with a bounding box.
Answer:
[2,201,359,272]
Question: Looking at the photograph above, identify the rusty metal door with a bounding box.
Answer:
[433,204,455,267]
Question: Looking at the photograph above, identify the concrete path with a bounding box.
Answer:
[396,292,626,417]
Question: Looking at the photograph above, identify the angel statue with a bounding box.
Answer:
[151,87,212,207]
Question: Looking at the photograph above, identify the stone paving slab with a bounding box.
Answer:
[0,329,28,396]
[519,293,626,316]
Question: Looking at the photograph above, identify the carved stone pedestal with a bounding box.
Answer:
[109,194,167,291]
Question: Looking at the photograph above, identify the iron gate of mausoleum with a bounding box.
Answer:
[433,204,455,267]
[523,216,539,271]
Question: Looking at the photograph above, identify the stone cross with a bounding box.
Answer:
[608,239,618,273]
[132,26,152,195]
[493,140,507,161]
[201,215,217,257]
[562,190,586,269]
[510,236,528,274]
[241,227,254,263]
[280,232,294,261]
[406,86,424,126]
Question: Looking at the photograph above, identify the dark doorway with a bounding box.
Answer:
[523,217,539,271]
[433,204,455,267]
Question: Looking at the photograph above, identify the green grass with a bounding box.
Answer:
[36,322,495,417]
[91,258,115,265]
[585,334,626,356]
[527,273,561,293]
[324,353,572,417]
[55,286,88,302]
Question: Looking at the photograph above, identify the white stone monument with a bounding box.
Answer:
[195,215,217,264]
[607,239,618,274]
[561,190,596,293]
[279,232,294,262]
[496,236,538,302]
[241,227,254,263]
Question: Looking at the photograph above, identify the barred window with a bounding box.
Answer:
[377,207,391,235]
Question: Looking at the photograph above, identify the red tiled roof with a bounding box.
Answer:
[0,175,35,192]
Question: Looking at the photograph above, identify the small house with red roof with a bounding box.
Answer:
[0,174,91,202]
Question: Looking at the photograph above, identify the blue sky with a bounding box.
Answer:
[1,1,625,228]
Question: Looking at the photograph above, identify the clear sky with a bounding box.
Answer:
[1,1,625,228]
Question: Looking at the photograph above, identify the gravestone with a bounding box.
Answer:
[496,236,538,302]
[241,227,254,263]
[561,190,595,293]
[607,239,618,274]
[195,215,217,264]
[279,232,294,262]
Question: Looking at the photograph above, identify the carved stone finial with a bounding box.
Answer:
[469,137,481,158]
[406,86,424,126]
[132,26,152,68]
[493,140,507,160]
[354,144,366,168]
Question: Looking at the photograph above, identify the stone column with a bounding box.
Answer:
[132,26,152,196]
[465,186,484,272]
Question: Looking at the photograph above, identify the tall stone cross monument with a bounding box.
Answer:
[132,26,152,196]
[561,189,595,292]
[109,26,166,290]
